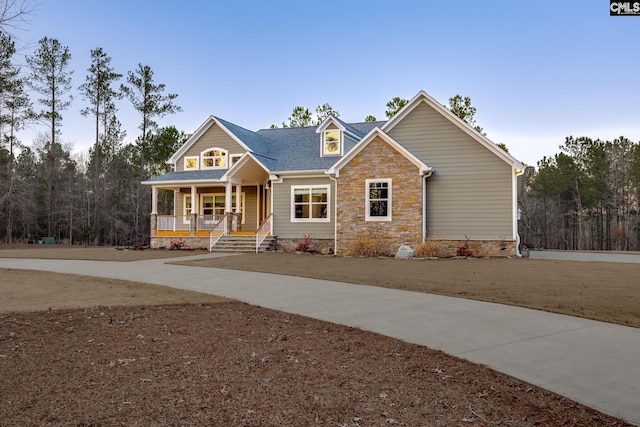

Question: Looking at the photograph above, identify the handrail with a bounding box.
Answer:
[256,214,273,253]
[209,214,228,252]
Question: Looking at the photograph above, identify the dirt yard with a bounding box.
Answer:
[0,245,635,425]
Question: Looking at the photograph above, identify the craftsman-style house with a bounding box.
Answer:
[143,90,525,256]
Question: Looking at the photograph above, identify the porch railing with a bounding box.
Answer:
[197,215,223,232]
[156,215,226,233]
[157,215,190,232]
[256,214,273,253]
[209,214,228,252]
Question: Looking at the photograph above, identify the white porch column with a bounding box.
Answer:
[257,184,261,227]
[225,182,233,214]
[235,184,242,213]
[173,189,178,215]
[151,186,158,214]
[191,186,198,214]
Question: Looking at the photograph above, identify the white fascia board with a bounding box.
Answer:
[168,116,216,164]
[315,116,344,133]
[167,116,254,164]
[316,116,360,140]
[382,90,525,170]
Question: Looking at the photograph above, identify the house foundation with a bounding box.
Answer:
[432,239,517,258]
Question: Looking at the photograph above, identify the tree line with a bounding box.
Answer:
[0,29,184,245]
[520,136,640,251]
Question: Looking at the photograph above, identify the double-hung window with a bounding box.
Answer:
[291,185,330,222]
[366,179,391,221]
[323,130,341,156]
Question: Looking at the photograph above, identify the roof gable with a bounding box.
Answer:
[168,116,259,164]
[316,116,365,139]
[221,151,271,184]
[327,128,431,177]
[382,91,524,169]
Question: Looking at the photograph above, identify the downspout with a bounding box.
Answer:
[514,167,526,257]
[328,173,338,254]
[268,174,281,236]
[422,169,433,242]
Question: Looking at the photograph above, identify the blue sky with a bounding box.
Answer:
[12,0,640,166]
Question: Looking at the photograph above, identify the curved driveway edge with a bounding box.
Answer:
[1,256,639,425]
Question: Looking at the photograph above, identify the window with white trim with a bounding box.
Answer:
[365,179,391,221]
[201,148,228,169]
[322,130,342,156]
[184,156,199,170]
[183,195,193,216]
[291,185,330,222]
[230,154,243,166]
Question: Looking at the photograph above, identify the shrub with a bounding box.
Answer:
[456,235,474,257]
[169,239,187,250]
[294,234,315,253]
[415,240,442,258]
[344,233,386,257]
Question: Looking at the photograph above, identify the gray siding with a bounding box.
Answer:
[388,102,514,240]
[242,186,258,231]
[272,176,335,239]
[176,124,247,171]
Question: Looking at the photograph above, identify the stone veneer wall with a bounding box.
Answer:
[275,238,334,254]
[431,239,517,257]
[150,236,210,250]
[335,135,424,255]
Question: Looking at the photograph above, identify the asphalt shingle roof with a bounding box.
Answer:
[150,119,388,182]
[215,116,270,155]
[253,121,386,171]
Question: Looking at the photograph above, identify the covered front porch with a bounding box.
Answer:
[145,154,274,251]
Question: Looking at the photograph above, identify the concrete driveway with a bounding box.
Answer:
[530,250,640,264]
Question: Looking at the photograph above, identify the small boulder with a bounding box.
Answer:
[395,244,414,259]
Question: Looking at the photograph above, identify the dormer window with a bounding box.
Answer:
[201,148,228,169]
[323,130,342,156]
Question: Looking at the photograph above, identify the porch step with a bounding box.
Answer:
[210,235,276,253]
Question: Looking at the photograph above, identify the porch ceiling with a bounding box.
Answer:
[226,156,269,185]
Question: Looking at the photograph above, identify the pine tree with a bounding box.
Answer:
[26,37,73,238]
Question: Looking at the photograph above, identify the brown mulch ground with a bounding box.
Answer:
[0,303,629,426]
[0,245,635,425]
[0,243,209,262]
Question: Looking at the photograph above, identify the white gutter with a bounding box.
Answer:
[141,179,222,186]
[270,169,328,176]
